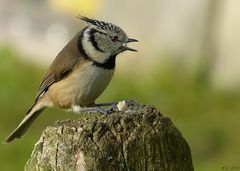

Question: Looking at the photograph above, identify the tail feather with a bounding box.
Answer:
[3,105,45,144]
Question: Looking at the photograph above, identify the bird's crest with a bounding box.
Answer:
[77,16,121,33]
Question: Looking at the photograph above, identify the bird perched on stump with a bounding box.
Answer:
[4,16,138,143]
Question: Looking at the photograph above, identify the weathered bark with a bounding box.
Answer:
[25,101,194,171]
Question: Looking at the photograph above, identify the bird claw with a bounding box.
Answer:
[96,107,116,116]
[84,107,110,116]
[108,103,118,111]
[90,102,118,115]
[94,107,109,116]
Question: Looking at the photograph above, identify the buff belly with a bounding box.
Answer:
[47,62,114,108]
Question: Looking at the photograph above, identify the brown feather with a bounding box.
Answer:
[35,31,84,102]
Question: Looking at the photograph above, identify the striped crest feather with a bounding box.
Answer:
[77,16,121,33]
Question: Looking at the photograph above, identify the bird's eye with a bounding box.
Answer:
[111,36,118,42]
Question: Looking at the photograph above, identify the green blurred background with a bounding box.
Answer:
[1,0,240,170]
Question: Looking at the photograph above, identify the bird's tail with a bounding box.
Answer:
[3,102,45,143]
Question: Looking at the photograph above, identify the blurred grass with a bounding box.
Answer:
[0,46,240,171]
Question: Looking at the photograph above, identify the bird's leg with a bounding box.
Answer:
[69,105,109,115]
[68,102,119,116]
[93,102,118,112]
[93,102,117,107]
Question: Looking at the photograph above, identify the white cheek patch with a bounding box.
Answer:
[82,28,111,64]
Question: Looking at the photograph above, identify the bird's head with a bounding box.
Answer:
[79,16,138,64]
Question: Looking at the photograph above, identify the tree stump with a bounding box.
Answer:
[25,101,194,171]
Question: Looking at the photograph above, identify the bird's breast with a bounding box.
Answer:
[48,61,114,108]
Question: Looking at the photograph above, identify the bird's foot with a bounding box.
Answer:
[89,107,109,116]
[94,102,117,107]
[69,105,112,116]
[69,101,130,116]
[94,101,131,112]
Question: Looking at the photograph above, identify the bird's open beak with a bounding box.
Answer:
[127,38,139,43]
[123,38,139,52]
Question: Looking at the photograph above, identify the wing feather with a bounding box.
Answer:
[34,30,84,102]
[35,71,55,101]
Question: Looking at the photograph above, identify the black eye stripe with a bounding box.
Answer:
[88,28,104,52]
[77,28,116,70]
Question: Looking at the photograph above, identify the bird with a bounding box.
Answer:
[4,16,138,143]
